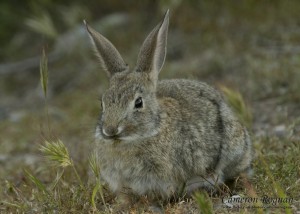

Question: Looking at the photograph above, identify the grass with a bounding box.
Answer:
[193,192,213,214]
[2,49,299,214]
[1,1,300,213]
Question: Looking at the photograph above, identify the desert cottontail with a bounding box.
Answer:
[84,10,252,209]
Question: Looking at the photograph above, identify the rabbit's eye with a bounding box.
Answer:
[134,97,143,108]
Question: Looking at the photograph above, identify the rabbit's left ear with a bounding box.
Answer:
[84,20,128,78]
[135,10,169,84]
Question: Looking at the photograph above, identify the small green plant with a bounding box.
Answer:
[37,46,105,212]
[39,48,85,191]
[40,139,84,189]
[193,191,214,214]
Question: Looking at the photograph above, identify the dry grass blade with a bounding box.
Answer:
[1,201,22,209]
[51,169,65,190]
[24,169,49,195]
[40,48,48,98]
[40,140,72,168]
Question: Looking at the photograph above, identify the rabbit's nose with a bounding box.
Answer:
[102,126,122,137]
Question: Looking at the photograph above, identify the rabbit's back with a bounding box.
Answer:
[157,79,224,125]
[157,79,251,180]
[157,79,225,171]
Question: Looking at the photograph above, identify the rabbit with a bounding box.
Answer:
[84,10,252,210]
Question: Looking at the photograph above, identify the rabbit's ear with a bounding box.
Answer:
[136,10,169,84]
[84,20,128,78]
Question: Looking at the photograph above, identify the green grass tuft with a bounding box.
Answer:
[40,140,72,168]
[193,191,214,214]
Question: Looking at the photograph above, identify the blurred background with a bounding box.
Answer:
[1,0,300,212]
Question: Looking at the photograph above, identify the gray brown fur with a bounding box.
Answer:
[84,10,252,204]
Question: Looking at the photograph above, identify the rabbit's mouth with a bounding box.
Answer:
[95,125,130,142]
[102,134,138,142]
[95,125,160,143]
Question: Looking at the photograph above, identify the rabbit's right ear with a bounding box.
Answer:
[84,20,128,78]
[135,10,169,85]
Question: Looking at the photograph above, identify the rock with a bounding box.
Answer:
[273,124,286,137]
